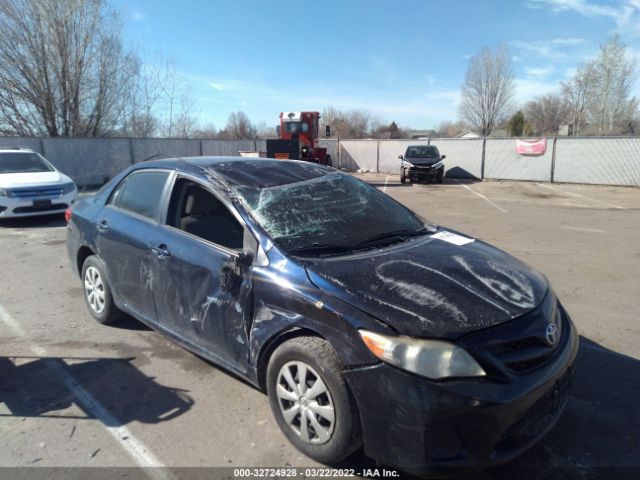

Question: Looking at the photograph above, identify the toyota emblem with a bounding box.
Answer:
[545,324,558,346]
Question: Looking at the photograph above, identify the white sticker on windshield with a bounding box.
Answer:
[431,231,475,246]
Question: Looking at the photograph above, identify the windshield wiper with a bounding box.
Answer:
[351,227,431,248]
[287,243,354,256]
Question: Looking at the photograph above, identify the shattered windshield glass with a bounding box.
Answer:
[238,173,425,253]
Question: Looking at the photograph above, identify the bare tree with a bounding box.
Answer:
[191,122,218,139]
[0,0,138,136]
[320,106,380,138]
[436,120,470,138]
[561,63,595,136]
[588,36,639,136]
[524,93,570,135]
[221,111,256,139]
[459,44,515,136]
[254,120,276,139]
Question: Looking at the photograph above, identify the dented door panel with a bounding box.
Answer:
[150,227,250,372]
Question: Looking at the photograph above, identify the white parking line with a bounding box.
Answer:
[383,175,390,193]
[0,303,173,479]
[536,183,628,211]
[455,181,508,213]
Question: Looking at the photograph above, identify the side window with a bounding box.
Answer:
[109,171,169,221]
[166,178,244,250]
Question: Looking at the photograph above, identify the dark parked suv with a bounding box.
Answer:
[66,157,578,475]
[399,144,445,184]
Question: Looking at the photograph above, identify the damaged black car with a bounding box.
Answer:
[66,157,578,475]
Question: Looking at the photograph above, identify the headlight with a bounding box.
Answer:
[359,330,486,380]
[0,188,14,198]
[61,182,76,194]
[431,160,443,169]
[402,160,414,168]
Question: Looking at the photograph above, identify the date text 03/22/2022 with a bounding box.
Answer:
[232,468,400,478]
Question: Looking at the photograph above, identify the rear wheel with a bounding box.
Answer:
[81,255,123,325]
[266,336,361,463]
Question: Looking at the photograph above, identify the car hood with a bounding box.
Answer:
[0,171,65,188]
[304,232,548,339]
[405,157,441,165]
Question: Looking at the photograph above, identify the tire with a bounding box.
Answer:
[436,170,444,184]
[266,336,362,464]
[80,255,123,325]
[400,168,406,184]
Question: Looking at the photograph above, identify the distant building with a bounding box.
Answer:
[409,129,439,139]
[455,130,481,138]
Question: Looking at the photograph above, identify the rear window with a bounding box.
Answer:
[405,146,439,158]
[0,152,54,174]
[109,171,169,220]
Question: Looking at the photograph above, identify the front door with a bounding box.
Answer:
[151,177,251,372]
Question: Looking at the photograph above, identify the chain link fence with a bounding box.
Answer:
[1,135,639,187]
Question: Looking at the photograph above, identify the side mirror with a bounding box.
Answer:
[398,155,404,160]
[441,155,446,160]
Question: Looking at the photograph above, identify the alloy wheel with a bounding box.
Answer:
[84,266,106,314]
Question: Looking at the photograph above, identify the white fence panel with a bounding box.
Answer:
[378,140,430,174]
[554,137,640,186]
[427,138,483,178]
[485,138,552,182]
[339,140,378,171]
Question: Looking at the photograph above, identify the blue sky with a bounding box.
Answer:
[111,0,640,130]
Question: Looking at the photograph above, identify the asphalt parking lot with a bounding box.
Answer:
[1,174,639,479]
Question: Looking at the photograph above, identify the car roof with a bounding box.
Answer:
[0,148,35,153]
[138,156,335,189]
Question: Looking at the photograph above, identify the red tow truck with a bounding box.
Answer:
[266,111,332,166]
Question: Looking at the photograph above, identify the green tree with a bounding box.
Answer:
[389,121,399,139]
[508,111,525,137]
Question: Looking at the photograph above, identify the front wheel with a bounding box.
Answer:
[400,168,406,184]
[436,170,444,184]
[266,337,362,463]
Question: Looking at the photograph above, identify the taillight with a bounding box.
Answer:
[64,207,72,223]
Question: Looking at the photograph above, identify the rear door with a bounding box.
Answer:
[151,176,252,372]
[96,169,171,323]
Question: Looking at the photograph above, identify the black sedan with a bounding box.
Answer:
[66,157,578,475]
[399,144,446,184]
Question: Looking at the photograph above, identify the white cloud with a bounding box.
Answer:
[527,0,640,35]
[514,78,560,104]
[524,66,554,78]
[510,38,584,59]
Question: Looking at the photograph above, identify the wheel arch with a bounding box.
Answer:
[76,245,96,277]
[256,327,326,392]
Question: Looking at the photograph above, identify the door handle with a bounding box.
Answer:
[151,244,171,259]
[97,220,109,232]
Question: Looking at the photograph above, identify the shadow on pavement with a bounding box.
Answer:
[0,355,193,426]
[0,214,66,229]
[339,336,640,479]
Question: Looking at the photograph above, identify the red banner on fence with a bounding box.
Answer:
[515,138,547,156]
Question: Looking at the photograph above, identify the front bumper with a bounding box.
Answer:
[344,310,579,475]
[407,165,443,181]
[0,190,77,218]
